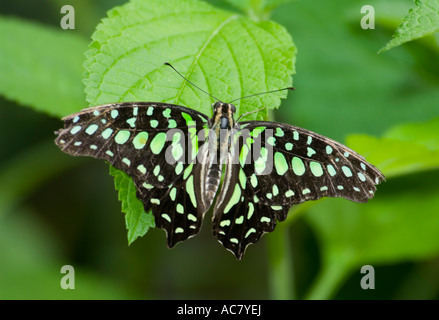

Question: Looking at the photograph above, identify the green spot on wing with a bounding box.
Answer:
[183,163,193,180]
[126,117,136,127]
[327,164,337,176]
[250,126,266,138]
[85,124,99,135]
[310,161,324,177]
[150,119,159,128]
[163,108,171,118]
[239,169,246,189]
[137,164,146,174]
[307,147,316,157]
[342,166,353,177]
[274,152,288,175]
[133,131,148,149]
[150,132,166,154]
[245,228,256,238]
[220,220,231,227]
[272,184,279,196]
[153,165,160,176]
[250,174,258,188]
[101,128,113,139]
[114,130,130,144]
[70,125,81,134]
[247,202,254,219]
[175,162,184,175]
[292,157,305,176]
[186,175,197,208]
[235,216,244,224]
[275,127,284,137]
[182,112,193,125]
[224,184,241,214]
[254,156,266,175]
[285,190,295,197]
[168,119,177,128]
[239,144,250,167]
[169,187,177,201]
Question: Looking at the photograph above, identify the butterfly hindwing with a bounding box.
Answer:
[55,102,210,247]
[212,161,289,260]
[212,121,385,259]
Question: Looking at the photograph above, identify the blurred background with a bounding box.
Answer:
[1,0,438,299]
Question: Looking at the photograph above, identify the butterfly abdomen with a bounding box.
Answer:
[205,163,222,207]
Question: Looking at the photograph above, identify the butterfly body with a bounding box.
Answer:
[55,101,384,259]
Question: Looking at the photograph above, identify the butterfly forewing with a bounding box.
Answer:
[55,102,210,247]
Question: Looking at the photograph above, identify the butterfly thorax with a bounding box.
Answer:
[210,101,236,131]
[209,102,237,165]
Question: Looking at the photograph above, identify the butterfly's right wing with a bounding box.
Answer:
[212,121,385,259]
[55,102,210,247]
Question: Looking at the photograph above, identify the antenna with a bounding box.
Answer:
[164,62,223,102]
[228,87,295,104]
[236,106,267,122]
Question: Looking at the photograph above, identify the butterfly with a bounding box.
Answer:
[55,66,384,260]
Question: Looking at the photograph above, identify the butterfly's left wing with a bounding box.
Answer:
[212,121,385,259]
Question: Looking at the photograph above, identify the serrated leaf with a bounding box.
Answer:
[109,166,155,245]
[0,15,88,117]
[84,0,295,118]
[223,0,294,20]
[84,0,295,243]
[379,0,439,53]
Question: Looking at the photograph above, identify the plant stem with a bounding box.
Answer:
[266,223,295,300]
[305,254,352,300]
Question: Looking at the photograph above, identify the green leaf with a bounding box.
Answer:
[383,116,439,150]
[0,15,88,117]
[306,174,439,299]
[0,140,82,216]
[109,166,155,245]
[273,1,439,142]
[304,118,439,299]
[346,117,439,178]
[0,208,133,299]
[379,0,439,53]
[84,0,295,243]
[223,0,295,20]
[84,0,295,118]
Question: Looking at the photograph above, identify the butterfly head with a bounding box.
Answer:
[212,102,236,129]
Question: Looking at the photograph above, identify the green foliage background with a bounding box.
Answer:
[1,0,439,299]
